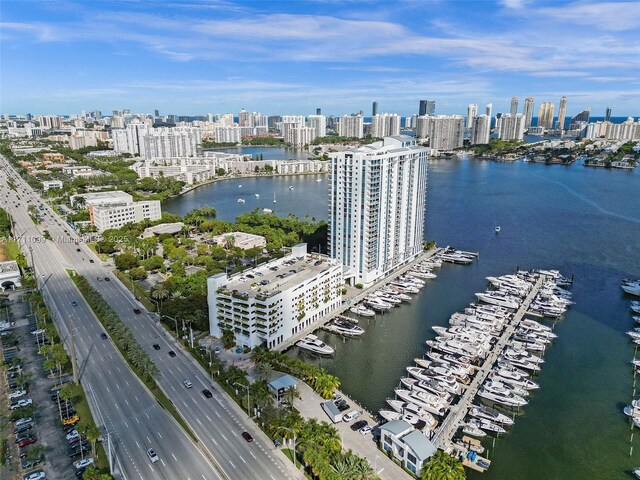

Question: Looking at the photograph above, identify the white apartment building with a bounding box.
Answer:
[470,115,491,145]
[329,136,428,286]
[466,104,478,130]
[207,244,343,350]
[605,118,640,141]
[214,126,242,143]
[307,115,327,138]
[416,115,464,152]
[112,121,149,155]
[498,114,526,141]
[281,116,306,127]
[89,200,161,231]
[70,190,132,207]
[370,114,401,138]
[285,126,316,147]
[42,180,63,191]
[141,127,201,159]
[338,115,364,138]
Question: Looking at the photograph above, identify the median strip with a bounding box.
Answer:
[68,273,197,442]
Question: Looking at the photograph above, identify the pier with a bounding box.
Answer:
[274,247,442,352]
[430,275,545,450]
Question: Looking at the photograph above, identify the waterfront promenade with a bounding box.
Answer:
[274,247,441,353]
[431,275,545,451]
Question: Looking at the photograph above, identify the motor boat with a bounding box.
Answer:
[478,384,528,407]
[237,198,245,203]
[470,404,514,425]
[349,305,376,317]
[504,347,544,364]
[426,351,472,369]
[484,380,529,398]
[296,334,334,355]
[400,377,453,402]
[453,437,485,454]
[622,284,640,296]
[461,423,486,437]
[394,389,448,416]
[379,408,438,430]
[467,417,506,435]
[632,301,640,314]
[365,297,393,311]
[492,372,539,390]
[254,193,260,198]
[498,355,541,372]
[495,226,501,233]
[475,291,520,310]
[326,319,364,336]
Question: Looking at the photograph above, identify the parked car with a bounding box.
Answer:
[350,420,368,431]
[74,458,94,470]
[63,414,79,425]
[21,455,43,469]
[17,436,37,447]
[359,426,373,435]
[9,390,27,400]
[11,399,33,410]
[342,411,361,423]
[14,423,32,435]
[15,417,33,427]
[22,470,45,480]
[66,430,79,440]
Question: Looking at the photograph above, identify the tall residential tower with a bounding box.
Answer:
[523,97,535,129]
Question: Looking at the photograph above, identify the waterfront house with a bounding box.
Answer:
[379,419,437,476]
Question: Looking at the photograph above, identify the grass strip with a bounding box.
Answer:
[69,274,197,442]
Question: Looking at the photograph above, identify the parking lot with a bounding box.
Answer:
[2,290,95,480]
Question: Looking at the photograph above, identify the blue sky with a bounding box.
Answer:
[2,0,639,117]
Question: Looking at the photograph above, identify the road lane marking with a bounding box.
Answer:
[205,414,212,422]
[214,411,220,418]
[196,418,202,425]
[171,453,178,461]
[157,431,162,438]
[211,437,218,445]
[249,452,256,459]
[124,421,129,428]
[239,455,246,464]
[136,441,140,448]
[220,433,228,442]
[228,460,236,469]
[146,436,151,443]
[135,417,140,424]
[161,459,167,467]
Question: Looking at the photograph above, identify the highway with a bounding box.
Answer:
[0,155,300,480]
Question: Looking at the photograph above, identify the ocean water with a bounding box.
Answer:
[166,157,640,479]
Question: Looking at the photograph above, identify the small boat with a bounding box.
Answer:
[289,186,294,190]
[349,305,376,317]
[238,184,242,188]
[262,208,273,214]
[254,193,260,198]
[467,418,506,435]
[470,404,514,425]
[273,193,277,203]
[296,334,334,355]
[462,424,486,438]
[237,198,245,203]
[316,178,322,182]
[495,226,501,233]
[453,436,485,454]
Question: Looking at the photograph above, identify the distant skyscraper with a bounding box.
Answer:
[372,101,378,117]
[605,107,612,122]
[154,109,160,117]
[485,103,493,119]
[537,102,555,129]
[498,114,526,140]
[316,108,322,115]
[419,100,435,116]
[570,109,590,126]
[307,115,326,138]
[370,113,400,138]
[466,104,478,131]
[338,115,364,138]
[329,136,428,286]
[510,97,519,116]
[556,96,567,130]
[416,115,464,151]
[238,108,249,127]
[523,97,535,129]
[470,115,491,145]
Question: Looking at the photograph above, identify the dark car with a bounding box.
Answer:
[241,432,253,442]
[202,389,213,398]
[14,423,32,435]
[168,351,176,357]
[71,301,78,307]
[68,445,90,458]
[21,456,43,469]
[350,420,368,431]
[89,259,94,263]
[76,248,81,252]
[104,277,110,282]
[152,344,160,350]
[133,308,141,314]
[100,332,108,339]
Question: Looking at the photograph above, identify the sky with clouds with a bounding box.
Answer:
[1,0,639,117]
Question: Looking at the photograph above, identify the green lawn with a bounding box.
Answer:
[71,385,110,472]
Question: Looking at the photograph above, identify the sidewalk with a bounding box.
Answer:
[294,381,411,480]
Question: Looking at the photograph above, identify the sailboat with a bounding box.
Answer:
[495,226,501,233]
[273,192,277,204]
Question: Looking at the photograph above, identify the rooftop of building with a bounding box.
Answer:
[216,244,339,300]
[402,430,437,461]
[379,419,413,437]
[343,136,427,155]
[142,222,185,237]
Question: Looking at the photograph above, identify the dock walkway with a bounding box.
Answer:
[274,247,441,352]
[431,275,545,450]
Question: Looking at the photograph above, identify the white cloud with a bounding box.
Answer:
[538,1,640,31]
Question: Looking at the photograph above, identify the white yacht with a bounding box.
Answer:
[296,334,334,355]
[470,404,514,425]
[254,193,260,198]
[467,417,506,435]
[462,423,486,437]
[394,389,448,416]
[426,351,472,369]
[237,198,245,203]
[477,387,528,407]
[484,380,529,398]
[379,407,437,430]
[365,297,393,311]
[326,319,364,336]
[289,186,294,190]
[349,305,376,317]
[262,208,273,214]
[475,291,520,310]
[400,377,453,402]
[492,372,539,391]
[632,301,640,314]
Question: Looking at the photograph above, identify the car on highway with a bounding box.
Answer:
[11,399,33,410]
[168,350,176,357]
[147,448,159,463]
[8,389,27,399]
[22,470,45,480]
[104,277,110,282]
[241,432,254,442]
[74,457,94,470]
[183,380,193,389]
[71,301,78,307]
[89,259,94,263]
[76,248,81,252]
[350,420,368,431]
[97,277,102,281]
[17,436,37,447]
[100,332,108,339]
[152,344,160,350]
[133,308,141,314]
[202,389,213,398]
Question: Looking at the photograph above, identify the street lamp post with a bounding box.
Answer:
[234,382,250,417]
[161,314,179,337]
[281,427,298,468]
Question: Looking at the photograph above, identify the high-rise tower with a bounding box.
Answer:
[556,96,567,130]
[523,97,535,129]
[510,97,519,116]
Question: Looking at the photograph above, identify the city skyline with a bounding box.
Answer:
[2,0,639,115]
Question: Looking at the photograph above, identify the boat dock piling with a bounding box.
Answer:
[431,275,546,451]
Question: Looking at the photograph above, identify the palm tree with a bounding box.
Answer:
[249,380,273,411]
[81,422,101,458]
[352,456,378,480]
[253,360,272,381]
[151,283,170,311]
[420,450,465,480]
[331,457,357,480]
[283,385,301,410]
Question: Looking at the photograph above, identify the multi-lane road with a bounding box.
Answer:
[0,155,300,480]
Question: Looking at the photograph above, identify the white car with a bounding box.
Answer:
[183,381,193,389]
[147,448,159,463]
[359,426,373,436]
[66,430,79,440]
[23,470,45,480]
[31,329,45,335]
[342,411,361,423]
[15,417,33,427]
[11,399,33,410]
[8,390,27,399]
[74,457,94,470]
